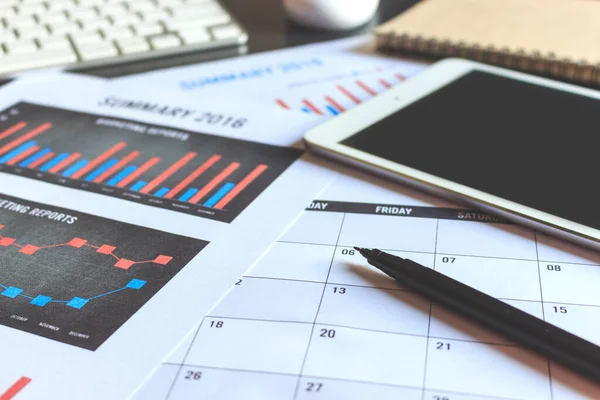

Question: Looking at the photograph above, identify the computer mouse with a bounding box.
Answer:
[283,0,380,31]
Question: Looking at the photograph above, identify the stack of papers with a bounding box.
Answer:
[0,35,598,400]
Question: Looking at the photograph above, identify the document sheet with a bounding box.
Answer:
[134,171,600,400]
[0,75,334,399]
[112,36,427,118]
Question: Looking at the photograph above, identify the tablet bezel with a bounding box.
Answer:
[304,58,600,251]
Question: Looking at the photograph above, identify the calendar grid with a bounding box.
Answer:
[292,213,347,399]
[153,201,600,400]
[159,362,526,400]
[534,232,555,399]
[420,219,439,400]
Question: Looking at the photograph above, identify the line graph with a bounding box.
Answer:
[0,193,207,350]
[0,276,146,309]
[0,224,172,270]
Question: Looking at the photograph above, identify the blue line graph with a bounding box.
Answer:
[0,277,146,309]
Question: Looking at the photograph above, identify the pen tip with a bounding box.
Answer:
[353,247,370,258]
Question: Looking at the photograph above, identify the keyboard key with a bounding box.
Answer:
[128,0,159,13]
[132,22,164,36]
[79,18,111,30]
[68,8,98,21]
[116,36,150,54]
[0,48,77,74]
[38,36,71,50]
[178,27,210,44]
[16,26,49,40]
[75,41,118,60]
[211,24,242,40]
[15,3,47,16]
[47,0,77,12]
[110,14,141,26]
[39,11,68,25]
[140,9,171,22]
[102,26,134,40]
[72,31,104,45]
[49,21,81,35]
[163,13,229,30]
[5,39,38,54]
[6,15,38,29]
[150,33,181,49]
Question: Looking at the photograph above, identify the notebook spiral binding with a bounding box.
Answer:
[376,33,600,86]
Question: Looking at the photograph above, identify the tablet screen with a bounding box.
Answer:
[342,71,600,230]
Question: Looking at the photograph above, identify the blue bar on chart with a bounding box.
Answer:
[204,182,236,208]
[85,159,118,182]
[130,181,147,191]
[19,148,52,168]
[301,107,311,113]
[41,153,70,172]
[0,141,37,163]
[154,187,170,197]
[31,295,52,306]
[62,159,89,177]
[1,286,23,298]
[107,165,137,186]
[326,105,339,115]
[66,297,88,309]
[179,188,198,202]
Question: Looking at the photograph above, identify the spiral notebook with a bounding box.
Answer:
[376,0,600,86]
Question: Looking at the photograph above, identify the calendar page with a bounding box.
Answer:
[133,171,600,400]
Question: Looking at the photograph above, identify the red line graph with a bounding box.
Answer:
[0,224,172,271]
[0,377,31,400]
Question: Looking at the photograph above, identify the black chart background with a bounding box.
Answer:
[0,193,207,350]
[0,103,303,223]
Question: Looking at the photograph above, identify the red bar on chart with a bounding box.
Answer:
[71,141,127,179]
[395,73,406,81]
[302,99,323,115]
[0,377,32,400]
[325,96,345,112]
[5,145,39,165]
[337,85,361,104]
[214,164,268,209]
[93,151,140,183]
[0,122,52,156]
[48,153,80,173]
[356,79,377,96]
[28,151,54,169]
[140,152,196,194]
[189,162,240,204]
[116,157,160,188]
[164,154,221,199]
[0,121,26,141]
[275,99,291,110]
[379,78,392,89]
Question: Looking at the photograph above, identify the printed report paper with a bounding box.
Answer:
[133,170,600,400]
[112,36,427,118]
[0,74,334,399]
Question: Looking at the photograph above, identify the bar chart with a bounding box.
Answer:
[0,103,303,223]
[273,65,416,117]
[0,193,207,350]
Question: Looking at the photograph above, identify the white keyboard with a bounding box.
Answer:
[0,0,247,76]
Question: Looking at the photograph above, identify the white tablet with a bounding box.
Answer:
[304,58,600,251]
